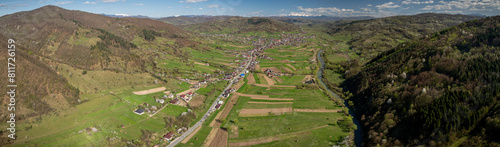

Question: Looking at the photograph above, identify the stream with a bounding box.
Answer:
[317,50,362,147]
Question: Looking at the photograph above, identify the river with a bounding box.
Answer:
[317,50,362,147]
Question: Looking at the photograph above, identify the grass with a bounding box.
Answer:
[13,91,186,146]
[242,103,292,109]
[277,75,305,85]
[176,126,212,147]
[229,112,346,141]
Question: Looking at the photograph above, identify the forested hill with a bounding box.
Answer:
[180,17,299,34]
[327,13,482,59]
[344,16,500,146]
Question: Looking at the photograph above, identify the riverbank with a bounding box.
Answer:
[317,50,363,147]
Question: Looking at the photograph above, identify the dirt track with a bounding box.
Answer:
[133,87,165,95]
[248,101,293,104]
[294,109,342,113]
[239,108,293,117]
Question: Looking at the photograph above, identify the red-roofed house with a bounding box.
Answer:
[164,132,174,141]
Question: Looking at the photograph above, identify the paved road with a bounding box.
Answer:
[168,50,255,147]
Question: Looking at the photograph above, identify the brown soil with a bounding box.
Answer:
[263,74,275,86]
[293,109,342,113]
[280,60,290,63]
[190,95,205,107]
[247,101,293,104]
[239,108,293,117]
[163,91,172,95]
[255,64,261,70]
[286,64,297,70]
[228,125,328,147]
[274,76,284,83]
[177,88,197,96]
[305,67,311,70]
[203,128,218,147]
[133,87,165,95]
[181,126,202,143]
[247,73,256,85]
[208,128,228,147]
[211,94,239,127]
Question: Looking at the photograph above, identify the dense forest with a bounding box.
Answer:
[344,16,500,146]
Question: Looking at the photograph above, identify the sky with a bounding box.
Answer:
[0,0,499,18]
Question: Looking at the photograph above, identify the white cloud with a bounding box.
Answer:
[376,2,400,9]
[199,7,203,9]
[83,1,96,4]
[0,4,6,7]
[115,14,129,16]
[56,1,73,5]
[185,0,207,3]
[421,0,500,11]
[367,4,372,6]
[102,0,123,3]
[287,6,372,17]
[134,3,143,6]
[207,4,219,8]
[361,7,372,11]
[402,0,434,5]
[179,1,184,3]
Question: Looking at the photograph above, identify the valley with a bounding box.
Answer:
[0,3,499,147]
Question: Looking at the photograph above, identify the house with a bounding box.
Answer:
[215,104,222,109]
[168,94,174,98]
[134,109,144,115]
[170,99,179,104]
[164,132,174,141]
[151,106,158,110]
[163,95,169,99]
[156,99,165,104]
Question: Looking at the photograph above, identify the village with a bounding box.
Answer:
[127,32,318,145]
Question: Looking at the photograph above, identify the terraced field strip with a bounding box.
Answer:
[247,73,256,85]
[208,128,228,147]
[255,64,260,70]
[194,61,208,66]
[132,87,165,95]
[293,109,342,113]
[286,64,297,70]
[228,125,329,147]
[247,101,293,104]
[234,93,294,101]
[281,66,294,73]
[239,108,293,117]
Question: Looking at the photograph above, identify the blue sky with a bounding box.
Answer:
[0,0,499,18]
